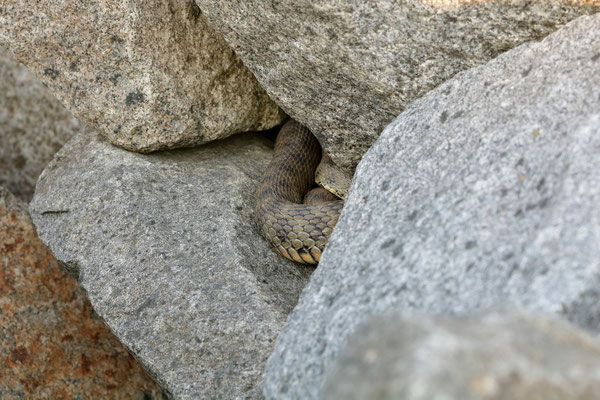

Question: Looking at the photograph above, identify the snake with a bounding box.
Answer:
[254,120,344,265]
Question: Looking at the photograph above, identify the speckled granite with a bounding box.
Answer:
[0,187,163,399]
[0,47,86,201]
[264,14,600,399]
[195,0,600,175]
[0,0,284,153]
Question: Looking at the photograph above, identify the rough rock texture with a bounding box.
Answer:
[264,14,600,399]
[324,310,600,400]
[0,47,85,201]
[195,0,600,175]
[0,0,284,153]
[0,187,163,399]
[29,131,313,399]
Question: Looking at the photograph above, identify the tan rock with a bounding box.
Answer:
[0,0,284,153]
[194,0,600,175]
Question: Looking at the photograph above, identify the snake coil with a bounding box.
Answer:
[254,120,343,264]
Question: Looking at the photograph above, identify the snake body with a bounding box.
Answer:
[255,120,343,264]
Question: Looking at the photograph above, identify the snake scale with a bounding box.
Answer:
[254,120,344,264]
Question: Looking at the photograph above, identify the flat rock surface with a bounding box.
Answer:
[264,14,600,399]
[0,187,163,399]
[30,132,312,399]
[195,0,599,175]
[0,0,284,153]
[324,310,600,400]
[0,47,85,201]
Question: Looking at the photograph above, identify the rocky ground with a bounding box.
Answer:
[1,1,600,399]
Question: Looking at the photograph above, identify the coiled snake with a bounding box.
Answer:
[254,120,344,264]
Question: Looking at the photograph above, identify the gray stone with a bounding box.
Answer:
[264,14,600,399]
[0,47,86,201]
[29,132,312,399]
[194,0,599,175]
[324,310,600,400]
[0,0,284,153]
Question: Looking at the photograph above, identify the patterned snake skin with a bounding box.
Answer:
[255,120,343,264]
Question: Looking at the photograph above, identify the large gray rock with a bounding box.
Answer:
[0,47,85,201]
[324,310,600,400]
[194,0,599,175]
[0,0,284,153]
[264,14,600,399]
[29,132,312,399]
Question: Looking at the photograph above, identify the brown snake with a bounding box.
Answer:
[254,120,344,264]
